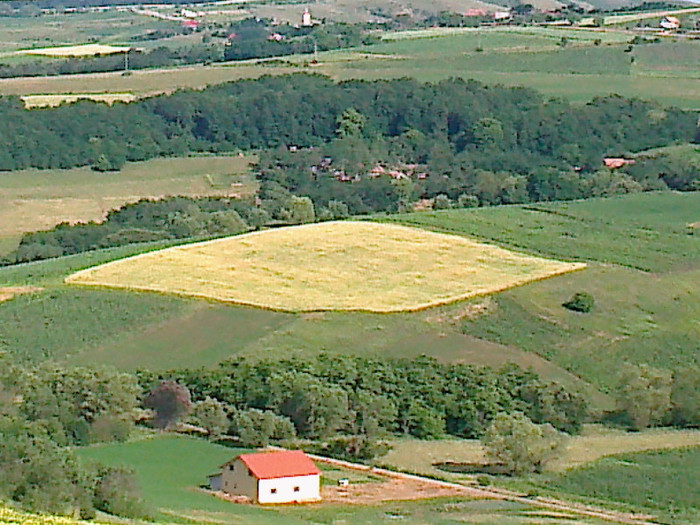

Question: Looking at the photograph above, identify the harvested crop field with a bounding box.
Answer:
[21,93,136,108]
[65,221,584,312]
[0,286,43,303]
[17,43,130,57]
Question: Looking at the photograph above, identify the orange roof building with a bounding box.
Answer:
[213,450,321,504]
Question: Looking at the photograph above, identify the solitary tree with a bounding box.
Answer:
[616,363,672,430]
[481,412,564,475]
[143,381,192,430]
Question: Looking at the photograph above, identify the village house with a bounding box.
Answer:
[603,157,636,169]
[209,450,321,504]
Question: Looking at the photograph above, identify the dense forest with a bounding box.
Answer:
[1,75,694,172]
[3,74,698,264]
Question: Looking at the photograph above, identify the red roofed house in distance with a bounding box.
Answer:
[209,450,321,504]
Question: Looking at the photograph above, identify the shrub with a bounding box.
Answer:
[563,292,594,313]
[93,466,150,519]
[89,415,132,443]
[457,194,479,208]
[433,194,453,210]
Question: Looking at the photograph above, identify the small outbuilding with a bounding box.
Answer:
[660,16,680,30]
[215,450,321,504]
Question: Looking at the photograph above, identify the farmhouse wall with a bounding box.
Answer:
[222,458,258,501]
[257,474,321,504]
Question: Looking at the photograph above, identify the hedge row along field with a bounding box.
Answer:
[65,221,585,313]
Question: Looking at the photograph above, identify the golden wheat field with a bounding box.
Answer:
[17,44,130,57]
[21,93,137,108]
[66,221,585,312]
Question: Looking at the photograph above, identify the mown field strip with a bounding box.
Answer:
[21,92,137,108]
[66,221,585,313]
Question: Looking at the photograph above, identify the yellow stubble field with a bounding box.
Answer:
[66,221,585,313]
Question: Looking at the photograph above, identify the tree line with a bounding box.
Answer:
[2,75,698,264]
[0,75,694,172]
[2,353,698,517]
[0,360,148,519]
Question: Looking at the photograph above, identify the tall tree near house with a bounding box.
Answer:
[143,380,192,429]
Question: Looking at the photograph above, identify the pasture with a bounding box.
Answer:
[0,192,698,405]
[391,193,700,390]
[77,435,610,525]
[0,154,255,256]
[0,192,698,404]
[548,446,700,524]
[65,221,584,313]
[0,27,697,108]
[379,426,700,481]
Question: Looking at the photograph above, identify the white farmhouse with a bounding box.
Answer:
[216,450,321,504]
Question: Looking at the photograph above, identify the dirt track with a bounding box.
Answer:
[307,453,660,525]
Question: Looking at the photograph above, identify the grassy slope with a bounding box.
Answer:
[547,446,700,524]
[388,192,700,392]
[0,155,256,256]
[380,426,700,479]
[76,434,609,525]
[3,192,699,405]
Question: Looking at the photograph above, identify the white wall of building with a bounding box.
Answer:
[257,474,321,504]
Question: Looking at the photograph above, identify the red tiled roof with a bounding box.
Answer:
[238,450,320,480]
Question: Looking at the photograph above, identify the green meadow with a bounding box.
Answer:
[547,446,700,524]
[1,192,698,408]
[77,434,611,525]
[0,27,697,108]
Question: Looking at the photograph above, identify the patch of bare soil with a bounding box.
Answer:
[426,297,496,325]
[0,286,43,303]
[322,476,463,504]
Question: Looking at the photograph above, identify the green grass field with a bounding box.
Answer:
[389,193,700,392]
[2,192,699,406]
[76,434,611,525]
[0,11,177,55]
[0,27,697,109]
[548,446,700,524]
[0,154,256,256]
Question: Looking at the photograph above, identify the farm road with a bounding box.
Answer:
[306,453,660,525]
